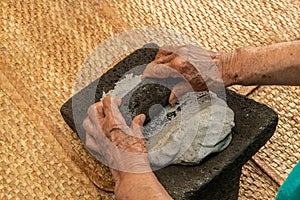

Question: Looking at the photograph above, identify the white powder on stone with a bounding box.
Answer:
[102,73,142,98]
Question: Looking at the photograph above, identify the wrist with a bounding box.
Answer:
[113,171,157,196]
[116,172,172,200]
[110,164,153,187]
[119,171,156,182]
[215,51,240,86]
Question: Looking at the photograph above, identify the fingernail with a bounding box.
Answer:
[140,114,146,123]
[169,98,176,104]
[169,94,177,104]
[116,98,122,105]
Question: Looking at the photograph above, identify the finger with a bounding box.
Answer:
[131,114,146,137]
[155,52,177,64]
[111,98,127,126]
[85,133,99,152]
[114,98,122,106]
[96,101,105,118]
[142,63,181,80]
[102,96,113,117]
[206,49,221,59]
[83,118,101,140]
[159,46,180,54]
[87,102,103,125]
[109,97,126,120]
[82,117,93,132]
[155,46,173,60]
[171,56,191,71]
[169,81,194,104]
[103,96,127,130]
[103,96,121,114]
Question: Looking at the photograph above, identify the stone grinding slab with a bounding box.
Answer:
[60,44,278,200]
[103,73,235,167]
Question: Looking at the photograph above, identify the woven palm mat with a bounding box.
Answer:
[238,161,279,200]
[238,86,300,200]
[249,86,300,182]
[1,0,299,199]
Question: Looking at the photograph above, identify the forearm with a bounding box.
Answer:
[222,40,300,86]
[113,171,173,200]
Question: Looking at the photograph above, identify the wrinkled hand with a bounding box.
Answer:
[82,96,151,174]
[142,45,227,104]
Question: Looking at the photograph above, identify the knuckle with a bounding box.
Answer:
[85,137,91,147]
[178,45,189,53]
[103,96,112,106]
[104,96,112,101]
[180,45,189,49]
[82,118,89,130]
[87,104,96,116]
[85,138,94,150]
[172,56,187,67]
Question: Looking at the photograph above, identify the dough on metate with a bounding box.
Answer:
[103,73,235,169]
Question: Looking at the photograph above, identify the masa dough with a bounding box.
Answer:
[104,73,234,168]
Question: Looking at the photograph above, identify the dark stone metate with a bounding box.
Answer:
[119,77,181,125]
[60,44,278,200]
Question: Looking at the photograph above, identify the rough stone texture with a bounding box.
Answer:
[60,45,278,200]
[154,90,278,199]
[119,77,180,125]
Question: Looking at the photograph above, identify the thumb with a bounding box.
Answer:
[131,114,146,137]
[169,81,194,104]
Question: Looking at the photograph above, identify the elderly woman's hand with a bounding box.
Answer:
[142,45,232,104]
[82,96,150,175]
[83,97,173,200]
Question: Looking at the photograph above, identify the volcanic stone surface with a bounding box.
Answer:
[60,44,278,200]
[119,77,180,125]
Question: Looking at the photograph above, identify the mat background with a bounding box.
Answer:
[1,0,299,199]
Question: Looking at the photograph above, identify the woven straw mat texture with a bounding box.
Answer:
[1,0,299,199]
[249,86,300,183]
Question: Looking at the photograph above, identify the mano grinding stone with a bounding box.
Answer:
[119,78,181,125]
